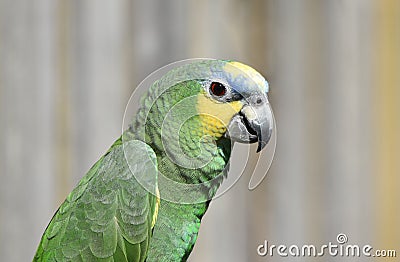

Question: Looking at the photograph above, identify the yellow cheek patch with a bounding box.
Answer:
[196,94,243,138]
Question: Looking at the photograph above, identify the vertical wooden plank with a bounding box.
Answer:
[55,0,73,204]
[355,0,375,247]
[187,0,248,60]
[375,0,400,250]
[322,0,374,247]
[263,0,311,250]
[0,0,5,252]
[300,0,326,249]
[186,0,210,57]
[69,0,132,186]
[245,0,268,68]
[0,0,56,260]
[131,0,189,81]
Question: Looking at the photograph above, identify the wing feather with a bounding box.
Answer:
[34,139,158,262]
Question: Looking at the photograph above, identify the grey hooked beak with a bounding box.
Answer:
[225,94,273,152]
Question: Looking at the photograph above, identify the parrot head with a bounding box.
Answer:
[129,59,273,201]
[194,60,273,153]
[133,59,273,171]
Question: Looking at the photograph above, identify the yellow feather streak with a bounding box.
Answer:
[151,186,160,229]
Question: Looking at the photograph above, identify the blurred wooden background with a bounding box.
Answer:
[0,0,399,261]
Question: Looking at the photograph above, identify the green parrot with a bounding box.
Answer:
[33,59,273,261]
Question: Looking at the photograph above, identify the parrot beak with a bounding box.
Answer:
[225,94,273,152]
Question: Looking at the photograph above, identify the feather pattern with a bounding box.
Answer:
[34,139,158,262]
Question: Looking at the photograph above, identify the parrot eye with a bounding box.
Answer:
[209,82,227,97]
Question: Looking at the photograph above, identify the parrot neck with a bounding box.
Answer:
[128,121,232,201]
[126,82,234,260]
[130,118,232,259]
[128,82,233,199]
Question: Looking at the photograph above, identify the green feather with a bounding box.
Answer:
[34,60,246,261]
[34,140,158,261]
